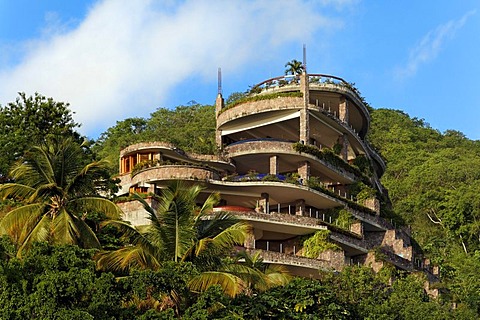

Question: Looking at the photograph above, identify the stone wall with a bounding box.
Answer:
[131,165,219,184]
[223,210,329,229]
[120,141,175,157]
[217,97,303,126]
[317,249,346,271]
[117,198,156,226]
[226,140,294,156]
[247,249,343,272]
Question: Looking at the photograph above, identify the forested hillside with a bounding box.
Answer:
[0,93,479,318]
[368,109,480,310]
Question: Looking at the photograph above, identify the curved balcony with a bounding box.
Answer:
[119,141,234,174]
[120,141,176,158]
[307,107,386,178]
[246,249,343,274]
[226,139,355,184]
[217,96,303,129]
[130,165,220,185]
[308,74,370,127]
[250,73,370,134]
[212,182,389,231]
[207,180,343,210]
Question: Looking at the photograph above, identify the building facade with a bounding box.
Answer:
[116,72,438,284]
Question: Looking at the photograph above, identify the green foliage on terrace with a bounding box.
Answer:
[349,181,377,203]
[333,208,355,230]
[219,91,303,115]
[292,142,371,183]
[306,177,378,216]
[302,230,341,258]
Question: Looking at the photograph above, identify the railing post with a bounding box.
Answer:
[293,246,296,255]
[278,203,280,213]
[280,243,283,253]
[266,241,269,251]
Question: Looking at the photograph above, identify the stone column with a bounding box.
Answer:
[256,193,269,214]
[295,199,305,216]
[363,197,381,215]
[297,161,310,185]
[339,134,349,162]
[148,182,156,194]
[350,221,364,236]
[244,232,256,249]
[129,156,134,172]
[299,73,309,144]
[269,155,278,175]
[215,93,224,150]
[338,97,349,124]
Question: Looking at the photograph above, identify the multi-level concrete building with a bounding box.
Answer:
[116,71,438,282]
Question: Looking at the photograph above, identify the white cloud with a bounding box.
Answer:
[396,10,476,79]
[0,0,345,137]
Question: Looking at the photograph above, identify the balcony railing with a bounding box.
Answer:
[245,249,342,272]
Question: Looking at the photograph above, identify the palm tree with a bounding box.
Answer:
[285,59,304,75]
[0,136,122,256]
[97,181,292,297]
[96,181,249,270]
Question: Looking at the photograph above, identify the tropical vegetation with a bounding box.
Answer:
[0,92,479,318]
[0,136,121,257]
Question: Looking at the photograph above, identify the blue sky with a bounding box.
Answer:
[1,0,479,140]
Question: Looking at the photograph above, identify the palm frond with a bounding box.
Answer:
[10,144,56,187]
[156,182,198,261]
[66,159,110,195]
[223,263,268,291]
[195,192,220,219]
[27,183,63,202]
[195,211,239,239]
[207,222,250,253]
[95,246,161,273]
[0,183,36,201]
[101,220,158,255]
[51,209,101,248]
[0,203,46,245]
[188,271,246,298]
[263,264,292,288]
[70,197,122,219]
[51,208,80,246]
[17,214,52,257]
[131,192,158,216]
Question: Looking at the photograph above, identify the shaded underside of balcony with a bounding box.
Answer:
[226,139,355,184]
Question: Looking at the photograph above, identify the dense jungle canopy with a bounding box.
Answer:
[0,93,479,318]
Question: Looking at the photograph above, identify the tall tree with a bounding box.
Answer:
[0,93,80,179]
[0,136,122,256]
[93,104,217,175]
[93,117,149,173]
[147,104,216,155]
